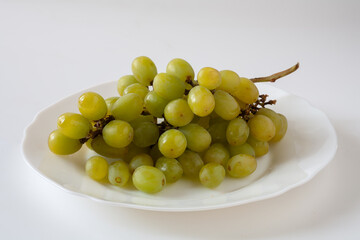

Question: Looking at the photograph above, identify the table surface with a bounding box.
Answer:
[1,1,360,239]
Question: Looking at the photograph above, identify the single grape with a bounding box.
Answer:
[164,98,194,127]
[85,156,108,181]
[158,129,187,158]
[57,112,92,139]
[129,153,154,173]
[108,160,131,187]
[91,135,128,159]
[102,120,133,148]
[177,150,204,178]
[123,83,149,100]
[179,123,211,152]
[78,92,107,120]
[213,90,240,120]
[111,93,143,122]
[226,154,257,178]
[131,56,157,86]
[48,129,82,155]
[203,143,230,166]
[226,117,249,146]
[228,143,255,157]
[132,121,159,147]
[187,85,215,117]
[197,67,221,90]
[248,114,276,142]
[208,119,229,143]
[270,113,287,142]
[105,97,119,115]
[199,163,225,188]
[144,91,169,118]
[166,58,194,82]
[117,75,138,96]
[246,135,269,157]
[155,157,183,183]
[233,77,259,104]
[153,73,185,101]
[85,138,93,150]
[217,70,241,94]
[132,166,166,194]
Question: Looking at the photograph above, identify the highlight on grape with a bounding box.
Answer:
[48,56,298,194]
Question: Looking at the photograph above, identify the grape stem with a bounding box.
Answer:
[239,94,276,121]
[79,115,115,144]
[250,63,299,83]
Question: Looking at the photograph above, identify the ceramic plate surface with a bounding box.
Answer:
[22,82,337,211]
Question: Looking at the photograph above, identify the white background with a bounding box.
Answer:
[1,0,360,239]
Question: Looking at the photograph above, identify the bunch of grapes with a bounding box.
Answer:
[48,56,298,194]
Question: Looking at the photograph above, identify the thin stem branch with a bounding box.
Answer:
[251,63,299,83]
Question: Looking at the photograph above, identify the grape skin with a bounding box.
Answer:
[155,157,183,183]
[164,98,194,127]
[226,154,257,178]
[158,129,187,158]
[78,92,108,120]
[132,166,166,194]
[179,123,211,153]
[131,56,157,86]
[85,156,108,181]
[102,120,134,148]
[187,86,215,117]
[166,58,194,82]
[199,163,225,188]
[57,113,92,139]
[117,75,138,96]
[108,160,131,187]
[48,129,82,155]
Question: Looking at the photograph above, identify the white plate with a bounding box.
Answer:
[22,82,337,212]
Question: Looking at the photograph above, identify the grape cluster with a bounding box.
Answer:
[48,56,294,194]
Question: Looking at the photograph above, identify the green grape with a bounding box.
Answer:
[129,114,155,127]
[164,99,194,127]
[213,90,240,120]
[117,75,138,96]
[199,163,225,188]
[228,143,255,157]
[155,157,183,183]
[48,129,82,155]
[177,150,204,178]
[144,91,169,118]
[131,56,157,86]
[85,138,93,150]
[123,83,149,100]
[57,113,91,139]
[257,108,287,142]
[226,154,257,178]
[132,166,166,194]
[105,97,119,115]
[208,119,229,143]
[102,120,133,148]
[78,92,107,120]
[233,77,259,104]
[166,58,195,82]
[85,156,108,181]
[111,93,143,122]
[270,113,288,142]
[197,67,221,90]
[191,115,210,129]
[150,144,163,161]
[123,142,150,163]
[132,121,159,147]
[153,73,185,101]
[158,129,187,158]
[247,135,269,157]
[218,71,259,104]
[248,115,275,142]
[203,143,230,166]
[217,70,241,94]
[226,117,249,146]
[108,160,131,187]
[129,153,154,173]
[179,123,211,152]
[91,135,128,159]
[187,86,215,117]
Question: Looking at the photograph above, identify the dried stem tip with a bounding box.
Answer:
[251,63,299,83]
